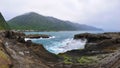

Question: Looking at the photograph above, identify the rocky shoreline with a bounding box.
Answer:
[59,32,120,68]
[0,31,120,68]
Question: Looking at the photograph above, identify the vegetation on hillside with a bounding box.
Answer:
[0,13,10,30]
[8,12,102,31]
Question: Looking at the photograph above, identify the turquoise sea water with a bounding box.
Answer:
[25,31,103,54]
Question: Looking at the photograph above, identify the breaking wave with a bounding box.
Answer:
[47,38,87,54]
[25,36,87,54]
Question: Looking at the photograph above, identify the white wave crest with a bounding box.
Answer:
[24,36,55,41]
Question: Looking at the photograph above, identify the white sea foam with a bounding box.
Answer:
[48,36,55,39]
[48,38,87,54]
[24,36,55,41]
[24,38,31,41]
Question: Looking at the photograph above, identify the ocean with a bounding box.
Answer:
[24,31,103,54]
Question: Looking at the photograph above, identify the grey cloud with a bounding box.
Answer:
[0,0,120,31]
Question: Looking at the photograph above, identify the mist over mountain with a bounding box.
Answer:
[8,12,102,31]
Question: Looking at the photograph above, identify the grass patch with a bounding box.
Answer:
[58,53,100,65]
[0,50,11,68]
[77,56,97,65]
[0,50,9,61]
[58,54,73,64]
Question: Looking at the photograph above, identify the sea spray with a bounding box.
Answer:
[25,37,87,54]
[48,38,87,54]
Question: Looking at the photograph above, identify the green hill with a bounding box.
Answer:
[8,12,102,31]
[0,12,10,30]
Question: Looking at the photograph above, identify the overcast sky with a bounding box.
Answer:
[0,0,120,31]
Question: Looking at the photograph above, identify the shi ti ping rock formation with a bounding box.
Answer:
[0,12,10,30]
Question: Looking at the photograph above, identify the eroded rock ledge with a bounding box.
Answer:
[26,34,50,39]
[74,32,120,52]
[60,32,120,68]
